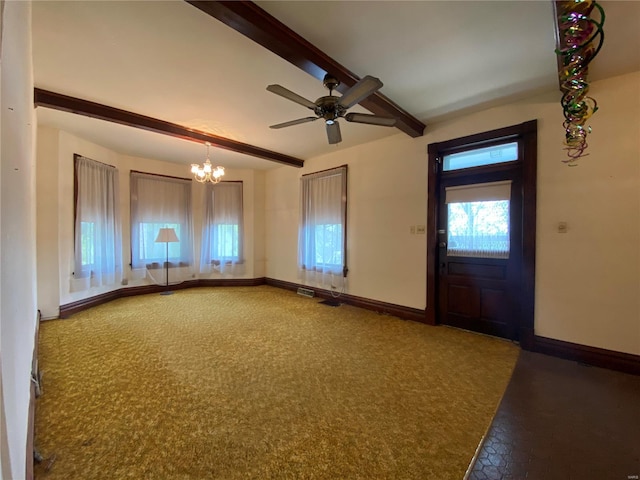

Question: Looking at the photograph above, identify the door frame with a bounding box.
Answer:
[426,120,537,347]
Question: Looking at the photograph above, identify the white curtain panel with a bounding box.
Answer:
[200,182,244,275]
[72,156,122,292]
[298,166,347,288]
[130,172,194,282]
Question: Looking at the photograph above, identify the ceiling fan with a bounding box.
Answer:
[267,74,397,145]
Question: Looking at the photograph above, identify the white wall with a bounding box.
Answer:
[0,2,38,478]
[35,128,267,317]
[0,3,6,478]
[265,72,640,356]
[265,133,427,308]
[253,170,266,278]
[36,126,60,320]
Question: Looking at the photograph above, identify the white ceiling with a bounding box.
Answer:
[32,1,640,170]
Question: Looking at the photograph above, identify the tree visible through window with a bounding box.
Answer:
[448,200,510,258]
[313,224,343,267]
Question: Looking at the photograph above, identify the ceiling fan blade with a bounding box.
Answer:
[266,84,316,109]
[344,112,397,127]
[337,75,383,109]
[326,121,342,144]
[269,117,319,129]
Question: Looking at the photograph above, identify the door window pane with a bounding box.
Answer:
[443,142,518,171]
[447,200,510,258]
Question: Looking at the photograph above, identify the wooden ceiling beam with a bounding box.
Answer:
[34,88,305,168]
[186,1,426,138]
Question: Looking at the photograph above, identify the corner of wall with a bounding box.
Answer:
[36,124,61,319]
[1,1,38,477]
[253,170,266,277]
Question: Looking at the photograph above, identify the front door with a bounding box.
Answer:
[436,141,524,340]
[426,120,537,343]
[437,171,522,339]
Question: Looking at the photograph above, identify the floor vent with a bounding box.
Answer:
[297,287,315,298]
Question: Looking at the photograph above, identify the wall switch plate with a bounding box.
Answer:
[410,226,416,235]
[416,225,426,234]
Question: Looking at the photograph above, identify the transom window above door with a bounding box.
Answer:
[443,142,518,171]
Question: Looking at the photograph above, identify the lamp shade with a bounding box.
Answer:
[155,227,179,243]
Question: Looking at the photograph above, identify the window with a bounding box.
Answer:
[443,142,518,171]
[299,166,347,284]
[73,155,122,291]
[80,221,96,266]
[312,223,343,266]
[212,224,239,258]
[138,222,182,261]
[130,172,193,270]
[447,201,510,258]
[200,182,243,274]
[445,181,511,258]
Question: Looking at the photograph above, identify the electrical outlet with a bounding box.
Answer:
[410,225,416,235]
[121,278,129,286]
[416,225,426,234]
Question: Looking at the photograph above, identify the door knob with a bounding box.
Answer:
[439,242,447,248]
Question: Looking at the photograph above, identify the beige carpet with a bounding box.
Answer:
[35,286,518,479]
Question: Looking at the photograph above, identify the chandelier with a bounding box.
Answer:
[191,142,225,183]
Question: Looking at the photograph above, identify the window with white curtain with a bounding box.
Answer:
[130,172,193,270]
[73,155,122,291]
[298,166,347,286]
[200,181,244,274]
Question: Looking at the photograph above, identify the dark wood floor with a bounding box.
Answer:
[467,350,640,480]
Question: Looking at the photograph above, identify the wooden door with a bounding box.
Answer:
[427,120,537,344]
[437,167,522,340]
